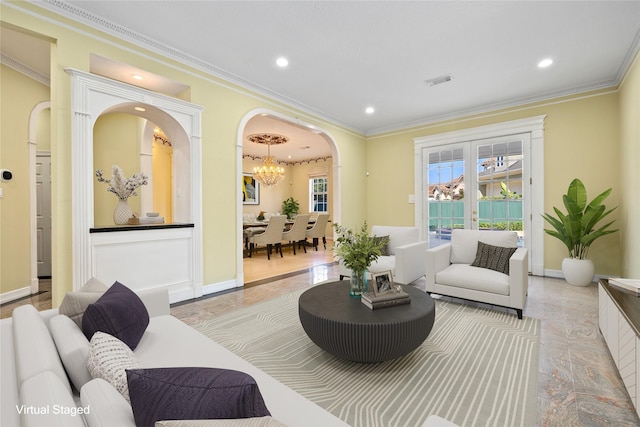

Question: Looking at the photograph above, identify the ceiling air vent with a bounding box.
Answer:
[424,74,453,87]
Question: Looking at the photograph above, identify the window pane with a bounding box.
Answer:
[309,176,328,212]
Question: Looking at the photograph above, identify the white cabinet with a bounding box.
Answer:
[599,282,639,416]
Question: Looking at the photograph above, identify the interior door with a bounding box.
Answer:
[36,152,52,277]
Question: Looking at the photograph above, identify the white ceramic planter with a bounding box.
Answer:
[562,258,595,286]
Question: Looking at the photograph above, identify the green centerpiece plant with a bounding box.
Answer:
[281,197,300,219]
[333,222,389,297]
[541,178,618,286]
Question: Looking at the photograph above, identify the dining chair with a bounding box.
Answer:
[248,215,287,260]
[305,213,330,251]
[282,214,311,255]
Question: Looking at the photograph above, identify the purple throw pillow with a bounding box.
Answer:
[126,367,271,427]
[82,281,149,350]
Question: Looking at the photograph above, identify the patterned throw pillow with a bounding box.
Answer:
[87,331,140,403]
[471,241,517,275]
[373,235,390,256]
[126,367,271,427]
[59,277,109,328]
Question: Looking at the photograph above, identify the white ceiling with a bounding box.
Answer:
[3,1,640,161]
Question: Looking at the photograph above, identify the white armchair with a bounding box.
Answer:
[338,226,429,285]
[425,229,528,319]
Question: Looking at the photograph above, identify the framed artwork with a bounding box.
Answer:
[242,173,260,205]
[372,271,394,296]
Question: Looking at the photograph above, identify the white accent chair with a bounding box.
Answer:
[338,226,429,285]
[425,229,528,319]
[282,214,311,255]
[249,215,287,260]
[305,213,330,251]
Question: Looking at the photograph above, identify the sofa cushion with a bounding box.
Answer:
[12,305,72,393]
[450,230,517,264]
[127,367,271,427]
[20,371,85,427]
[82,281,149,350]
[59,277,108,328]
[367,255,395,275]
[50,314,92,391]
[81,378,137,427]
[435,264,510,296]
[87,331,140,403]
[471,241,517,275]
[155,418,287,427]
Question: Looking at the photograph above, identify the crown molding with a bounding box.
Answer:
[35,0,364,135]
[0,53,50,87]
[366,80,619,137]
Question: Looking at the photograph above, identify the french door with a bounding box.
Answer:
[421,133,531,252]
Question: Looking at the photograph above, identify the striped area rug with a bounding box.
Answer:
[194,288,539,427]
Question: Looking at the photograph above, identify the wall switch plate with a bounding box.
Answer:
[0,187,3,198]
[408,194,415,204]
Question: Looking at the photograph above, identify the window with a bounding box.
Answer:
[309,176,328,212]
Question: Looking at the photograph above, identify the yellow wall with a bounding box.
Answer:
[93,113,145,226]
[618,53,640,278]
[0,64,50,293]
[1,1,366,305]
[2,1,636,304]
[152,137,173,222]
[366,90,622,276]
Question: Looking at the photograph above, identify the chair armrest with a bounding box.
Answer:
[136,287,170,317]
[394,240,429,284]
[508,248,528,309]
[426,243,452,291]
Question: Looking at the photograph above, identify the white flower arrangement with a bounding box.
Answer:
[96,165,148,201]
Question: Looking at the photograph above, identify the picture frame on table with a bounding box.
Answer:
[371,271,394,296]
[242,173,260,205]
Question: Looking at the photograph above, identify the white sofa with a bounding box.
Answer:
[338,225,429,285]
[425,229,528,319]
[0,287,347,427]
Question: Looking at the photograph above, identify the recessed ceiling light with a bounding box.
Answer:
[276,57,289,68]
[538,58,553,68]
[134,106,146,112]
[365,106,375,114]
[132,74,144,80]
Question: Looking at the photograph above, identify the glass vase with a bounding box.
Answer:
[349,269,368,298]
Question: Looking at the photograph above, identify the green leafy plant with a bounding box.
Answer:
[542,178,618,259]
[281,197,300,219]
[333,222,389,272]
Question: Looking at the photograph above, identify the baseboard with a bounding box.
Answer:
[0,286,32,305]
[202,279,240,296]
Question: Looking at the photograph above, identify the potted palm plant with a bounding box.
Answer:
[542,178,618,286]
[333,222,389,297]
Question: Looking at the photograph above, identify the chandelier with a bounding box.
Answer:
[248,133,288,188]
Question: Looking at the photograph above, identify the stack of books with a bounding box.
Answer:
[609,277,640,296]
[361,290,410,310]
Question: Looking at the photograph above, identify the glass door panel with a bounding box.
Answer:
[424,145,468,248]
[472,136,527,247]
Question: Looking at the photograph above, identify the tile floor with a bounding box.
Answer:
[171,266,640,427]
[3,266,639,426]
